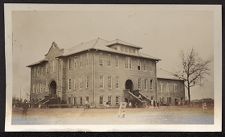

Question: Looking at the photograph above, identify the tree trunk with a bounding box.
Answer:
[187,86,191,105]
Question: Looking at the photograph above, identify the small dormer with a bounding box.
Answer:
[106,39,142,54]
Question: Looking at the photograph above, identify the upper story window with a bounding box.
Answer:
[52,60,55,72]
[138,78,141,89]
[68,58,73,70]
[160,83,163,93]
[86,76,89,88]
[129,58,132,69]
[86,53,89,66]
[125,57,128,68]
[107,54,111,66]
[99,54,103,66]
[68,79,72,90]
[78,57,81,67]
[150,79,153,90]
[166,83,169,93]
[99,75,104,88]
[115,56,119,67]
[80,56,83,67]
[108,76,112,89]
[74,57,77,68]
[143,60,146,71]
[138,59,141,70]
[121,47,124,52]
[174,84,177,92]
[115,76,119,88]
[74,79,76,91]
[125,47,128,52]
[46,64,49,74]
[125,57,131,69]
[144,79,148,90]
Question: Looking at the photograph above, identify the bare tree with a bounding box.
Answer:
[174,48,211,104]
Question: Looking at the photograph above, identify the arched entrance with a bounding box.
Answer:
[49,81,57,97]
[125,79,133,91]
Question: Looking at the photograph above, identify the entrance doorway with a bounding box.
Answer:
[49,81,57,97]
[125,79,133,91]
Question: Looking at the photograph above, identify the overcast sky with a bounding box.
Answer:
[11,5,215,100]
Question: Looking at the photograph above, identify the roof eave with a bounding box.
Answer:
[27,60,48,67]
[157,77,184,81]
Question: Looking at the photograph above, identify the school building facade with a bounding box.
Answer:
[27,38,185,107]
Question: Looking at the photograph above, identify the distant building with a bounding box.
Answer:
[27,38,185,107]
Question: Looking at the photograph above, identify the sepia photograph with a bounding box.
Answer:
[4,4,222,131]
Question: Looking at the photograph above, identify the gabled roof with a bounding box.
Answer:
[58,37,160,61]
[45,41,61,56]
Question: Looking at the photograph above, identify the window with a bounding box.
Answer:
[125,57,128,68]
[99,75,104,88]
[115,76,119,88]
[143,61,146,70]
[43,84,45,92]
[129,58,132,69]
[99,54,103,66]
[108,96,112,105]
[115,56,119,67]
[86,96,89,102]
[74,57,77,68]
[107,54,111,66]
[150,79,153,89]
[36,84,38,93]
[138,60,141,70]
[125,47,128,52]
[68,79,72,90]
[73,97,76,105]
[79,57,82,67]
[40,84,42,93]
[86,76,89,88]
[79,77,83,89]
[46,64,49,74]
[138,78,141,89]
[80,97,83,105]
[68,58,72,70]
[68,97,71,104]
[121,47,124,52]
[99,96,103,104]
[160,83,163,93]
[74,79,76,91]
[166,83,169,93]
[144,79,148,90]
[32,85,35,93]
[108,76,112,89]
[52,60,55,72]
[86,53,89,66]
[174,84,177,92]
[116,96,120,105]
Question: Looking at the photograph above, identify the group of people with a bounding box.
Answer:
[126,99,161,108]
[148,100,160,108]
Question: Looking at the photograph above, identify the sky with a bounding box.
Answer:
[11,5,215,100]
